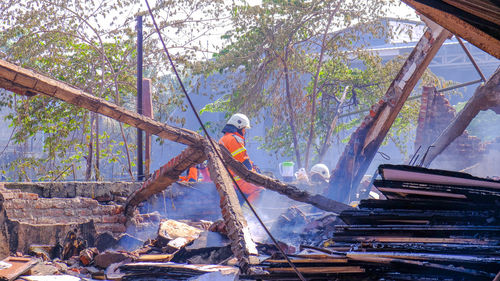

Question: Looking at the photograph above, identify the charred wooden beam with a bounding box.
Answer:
[0,59,203,146]
[422,68,500,167]
[204,141,258,273]
[327,23,451,203]
[401,0,500,59]
[219,146,353,214]
[124,146,206,216]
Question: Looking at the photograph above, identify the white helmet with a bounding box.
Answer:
[227,113,251,129]
[310,164,330,180]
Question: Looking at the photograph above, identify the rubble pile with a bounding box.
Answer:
[244,164,500,280]
[0,165,498,280]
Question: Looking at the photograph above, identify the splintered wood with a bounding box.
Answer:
[204,142,257,274]
[328,24,452,203]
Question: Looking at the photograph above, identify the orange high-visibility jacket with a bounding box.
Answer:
[219,132,263,202]
[219,132,250,166]
[179,166,198,182]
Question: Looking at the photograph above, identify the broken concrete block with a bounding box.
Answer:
[166,237,191,253]
[116,233,143,252]
[94,251,134,269]
[29,262,61,275]
[29,245,52,261]
[94,232,117,252]
[158,219,203,242]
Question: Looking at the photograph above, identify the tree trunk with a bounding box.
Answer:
[304,4,338,170]
[423,68,500,167]
[283,46,302,168]
[317,86,349,163]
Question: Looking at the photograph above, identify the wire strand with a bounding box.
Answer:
[143,2,306,280]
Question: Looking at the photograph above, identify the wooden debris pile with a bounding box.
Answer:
[244,164,500,280]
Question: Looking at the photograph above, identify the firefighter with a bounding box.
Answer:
[310,163,330,183]
[219,113,263,203]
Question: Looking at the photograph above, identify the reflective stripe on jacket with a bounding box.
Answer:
[219,132,250,164]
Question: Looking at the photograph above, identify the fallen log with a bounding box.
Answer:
[422,68,500,167]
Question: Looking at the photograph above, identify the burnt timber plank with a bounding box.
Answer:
[266,266,365,274]
[339,208,498,225]
[124,146,206,216]
[204,141,257,273]
[328,23,451,203]
[358,198,498,210]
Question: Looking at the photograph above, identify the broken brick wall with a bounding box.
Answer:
[0,183,127,235]
[415,86,488,171]
[2,181,139,202]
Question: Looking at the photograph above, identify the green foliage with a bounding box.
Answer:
[195,0,432,165]
[0,0,226,180]
[455,103,500,141]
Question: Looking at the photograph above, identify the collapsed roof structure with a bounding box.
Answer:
[0,0,498,279]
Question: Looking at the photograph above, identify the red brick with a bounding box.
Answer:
[20,193,38,200]
[78,209,92,216]
[101,215,119,223]
[111,224,127,233]
[1,192,15,200]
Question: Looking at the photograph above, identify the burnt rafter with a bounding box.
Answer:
[328,22,452,203]
[124,146,206,217]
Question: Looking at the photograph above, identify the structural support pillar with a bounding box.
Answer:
[328,20,451,203]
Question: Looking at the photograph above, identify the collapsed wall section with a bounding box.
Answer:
[0,183,127,235]
[415,86,487,170]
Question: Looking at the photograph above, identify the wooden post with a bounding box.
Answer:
[137,15,144,181]
[142,78,153,176]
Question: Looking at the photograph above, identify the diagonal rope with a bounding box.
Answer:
[143,1,306,280]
